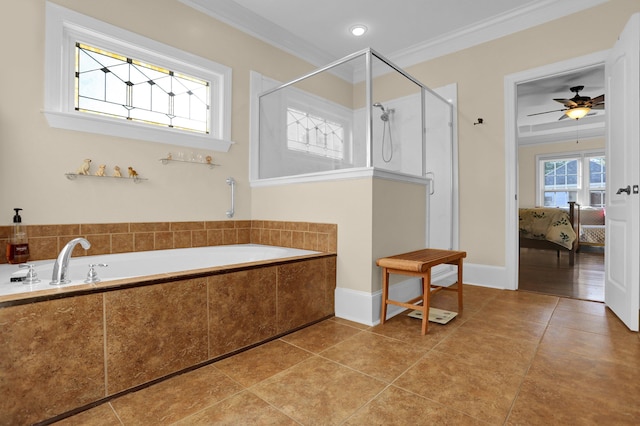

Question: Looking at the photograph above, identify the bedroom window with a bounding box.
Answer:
[44,2,233,152]
[537,152,605,207]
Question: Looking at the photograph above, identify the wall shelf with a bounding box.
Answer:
[65,173,147,183]
[159,158,219,169]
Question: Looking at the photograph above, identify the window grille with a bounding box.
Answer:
[75,43,210,134]
[286,108,344,160]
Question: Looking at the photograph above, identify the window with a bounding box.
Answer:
[587,155,606,207]
[44,2,232,151]
[76,43,210,134]
[287,108,344,160]
[537,151,605,207]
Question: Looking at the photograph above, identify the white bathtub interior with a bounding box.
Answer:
[0,244,319,297]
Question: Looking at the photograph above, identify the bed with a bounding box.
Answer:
[519,201,580,266]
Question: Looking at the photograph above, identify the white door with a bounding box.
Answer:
[604,13,640,332]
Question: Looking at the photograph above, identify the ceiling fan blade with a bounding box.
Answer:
[558,113,571,121]
[527,108,567,117]
[553,98,578,108]
[591,103,605,110]
[590,94,605,104]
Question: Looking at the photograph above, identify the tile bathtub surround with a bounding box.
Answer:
[0,254,337,425]
[0,220,337,264]
[0,294,105,425]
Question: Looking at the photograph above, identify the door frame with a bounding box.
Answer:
[503,50,609,290]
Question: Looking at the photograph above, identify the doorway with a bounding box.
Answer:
[504,51,608,301]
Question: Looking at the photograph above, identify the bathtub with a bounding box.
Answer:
[0,244,319,299]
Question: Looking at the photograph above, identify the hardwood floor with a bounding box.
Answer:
[518,247,605,302]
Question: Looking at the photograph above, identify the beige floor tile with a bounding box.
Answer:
[371,310,461,349]
[280,319,363,353]
[549,308,633,335]
[433,325,538,375]
[53,403,121,426]
[176,391,298,425]
[477,297,556,324]
[494,290,559,308]
[321,331,426,382]
[329,316,371,330]
[110,364,243,425]
[540,324,640,368]
[214,339,312,387]
[394,350,523,424]
[344,385,484,425]
[507,375,640,425]
[251,356,386,425]
[457,315,547,344]
[555,297,608,315]
[526,348,640,409]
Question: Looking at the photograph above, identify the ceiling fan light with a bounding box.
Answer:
[565,107,591,120]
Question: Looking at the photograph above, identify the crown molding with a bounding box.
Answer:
[389,0,609,68]
[179,0,355,80]
[181,0,608,74]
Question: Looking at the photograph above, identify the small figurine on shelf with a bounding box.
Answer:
[127,166,139,178]
[166,152,173,160]
[113,166,122,177]
[95,164,106,176]
[76,159,91,175]
[205,155,213,164]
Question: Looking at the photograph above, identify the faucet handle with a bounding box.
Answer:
[85,263,108,283]
[19,263,41,284]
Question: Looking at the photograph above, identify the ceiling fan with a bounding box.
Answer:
[528,85,605,120]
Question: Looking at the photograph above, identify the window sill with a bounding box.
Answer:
[43,110,234,153]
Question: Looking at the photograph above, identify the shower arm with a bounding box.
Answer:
[226,177,236,218]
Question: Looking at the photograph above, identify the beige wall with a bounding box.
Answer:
[518,138,605,208]
[0,0,318,225]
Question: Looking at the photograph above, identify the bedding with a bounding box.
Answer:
[519,207,577,250]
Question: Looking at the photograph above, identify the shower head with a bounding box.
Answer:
[373,102,386,112]
[373,102,394,121]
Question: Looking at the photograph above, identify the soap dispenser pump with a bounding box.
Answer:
[6,208,30,264]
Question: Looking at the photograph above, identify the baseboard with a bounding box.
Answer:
[334,262,509,326]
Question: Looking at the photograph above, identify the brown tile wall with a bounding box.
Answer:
[0,220,337,264]
[0,255,337,425]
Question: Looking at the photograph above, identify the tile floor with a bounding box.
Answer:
[56,285,640,425]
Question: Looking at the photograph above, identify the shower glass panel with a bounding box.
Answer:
[258,49,449,180]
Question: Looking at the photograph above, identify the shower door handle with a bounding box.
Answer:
[425,172,435,195]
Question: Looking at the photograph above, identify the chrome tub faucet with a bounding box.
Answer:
[50,237,91,285]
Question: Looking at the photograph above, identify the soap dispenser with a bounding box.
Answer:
[6,208,30,264]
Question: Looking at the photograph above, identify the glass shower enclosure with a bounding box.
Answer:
[257,48,452,181]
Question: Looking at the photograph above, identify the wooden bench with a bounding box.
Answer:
[376,248,466,335]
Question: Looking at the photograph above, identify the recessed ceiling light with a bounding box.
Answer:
[350,25,367,37]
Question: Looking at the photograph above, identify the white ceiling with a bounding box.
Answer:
[180,0,608,144]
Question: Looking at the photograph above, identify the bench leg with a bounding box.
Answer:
[380,268,389,324]
[457,259,464,311]
[422,272,431,335]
